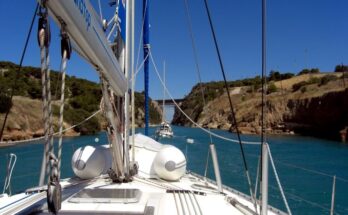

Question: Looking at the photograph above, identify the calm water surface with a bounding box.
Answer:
[1,126,347,215]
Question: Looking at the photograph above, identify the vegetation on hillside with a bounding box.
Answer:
[173,65,348,140]
[173,70,297,124]
[335,64,348,73]
[297,68,320,76]
[0,61,161,135]
[134,91,161,124]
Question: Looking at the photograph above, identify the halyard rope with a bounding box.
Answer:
[57,50,66,181]
[38,15,50,185]
[57,27,71,180]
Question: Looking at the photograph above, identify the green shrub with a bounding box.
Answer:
[64,108,100,134]
[310,68,320,74]
[301,86,307,93]
[27,81,42,99]
[0,94,12,113]
[298,69,310,75]
[308,77,320,84]
[280,73,295,80]
[298,68,320,76]
[320,75,338,86]
[292,81,308,92]
[335,64,348,73]
[267,83,278,94]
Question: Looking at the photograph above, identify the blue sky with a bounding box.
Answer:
[0,0,347,100]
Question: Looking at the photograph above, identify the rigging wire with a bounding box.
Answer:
[135,0,149,77]
[182,0,214,179]
[267,145,292,215]
[245,152,348,183]
[2,153,17,195]
[0,3,39,142]
[0,110,101,145]
[268,184,334,214]
[149,51,260,145]
[202,0,256,207]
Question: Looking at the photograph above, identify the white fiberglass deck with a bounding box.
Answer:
[1,173,285,215]
[0,134,286,214]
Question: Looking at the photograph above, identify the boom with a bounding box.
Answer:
[42,0,127,96]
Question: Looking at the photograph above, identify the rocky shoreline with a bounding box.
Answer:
[173,74,348,141]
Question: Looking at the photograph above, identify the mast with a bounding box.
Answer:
[125,0,134,177]
[131,0,136,163]
[162,61,165,122]
[143,0,150,136]
[261,0,269,214]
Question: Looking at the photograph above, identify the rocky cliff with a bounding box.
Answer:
[173,73,348,140]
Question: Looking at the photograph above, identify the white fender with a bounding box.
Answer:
[153,145,186,181]
[71,145,111,179]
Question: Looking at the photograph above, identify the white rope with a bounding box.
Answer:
[135,0,149,72]
[38,28,49,186]
[57,49,67,180]
[267,144,292,215]
[148,51,261,145]
[46,47,54,161]
[128,52,149,84]
[0,110,101,145]
[60,110,102,134]
[254,156,260,202]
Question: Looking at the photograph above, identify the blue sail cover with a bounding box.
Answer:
[143,0,150,136]
[118,0,126,42]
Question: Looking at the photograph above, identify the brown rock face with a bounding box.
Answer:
[0,96,79,142]
[284,89,348,139]
[173,78,348,141]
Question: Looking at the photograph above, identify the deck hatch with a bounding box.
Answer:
[68,188,141,203]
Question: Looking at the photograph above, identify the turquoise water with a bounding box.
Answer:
[1,126,348,215]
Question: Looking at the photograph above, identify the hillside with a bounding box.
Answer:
[173,70,348,141]
[0,61,161,141]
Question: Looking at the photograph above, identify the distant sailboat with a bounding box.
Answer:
[156,61,174,138]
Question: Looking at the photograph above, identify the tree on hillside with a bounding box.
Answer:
[335,64,348,73]
[267,82,278,94]
[298,68,320,75]
[268,70,281,81]
[269,70,294,81]
[280,73,295,80]
[0,94,12,113]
